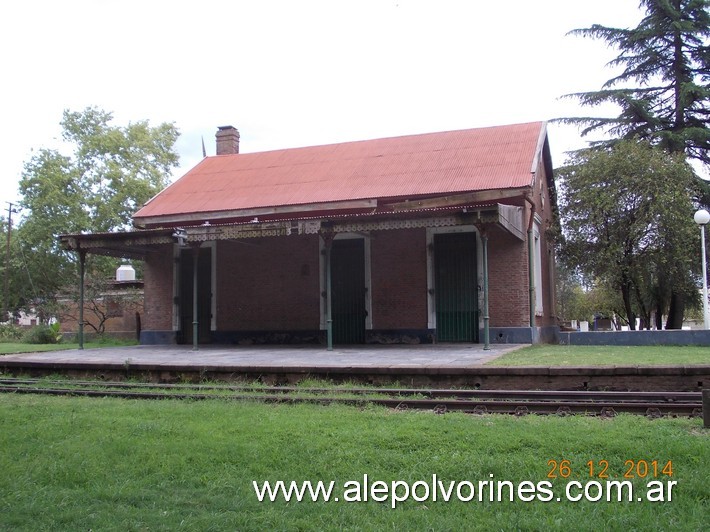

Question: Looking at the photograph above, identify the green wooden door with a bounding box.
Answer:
[434,232,479,342]
[331,238,366,344]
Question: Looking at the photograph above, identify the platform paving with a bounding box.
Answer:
[3,344,707,391]
[0,343,525,370]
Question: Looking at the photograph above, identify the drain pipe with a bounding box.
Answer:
[525,196,536,329]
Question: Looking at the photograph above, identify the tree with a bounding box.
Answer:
[9,107,179,319]
[560,0,710,169]
[557,140,700,329]
[20,107,179,238]
[58,276,143,337]
[558,0,710,327]
[556,262,591,322]
[584,280,631,330]
[557,264,626,327]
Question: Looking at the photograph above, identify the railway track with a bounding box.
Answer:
[0,377,702,418]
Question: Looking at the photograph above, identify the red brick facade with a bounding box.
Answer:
[216,235,320,331]
[487,224,530,328]
[370,228,428,330]
[143,244,174,332]
[531,155,558,328]
[138,215,556,343]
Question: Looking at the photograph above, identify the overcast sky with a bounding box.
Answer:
[1,0,645,209]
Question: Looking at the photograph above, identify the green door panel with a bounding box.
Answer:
[434,232,479,342]
[331,239,366,344]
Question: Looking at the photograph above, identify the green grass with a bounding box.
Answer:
[488,345,710,366]
[0,339,138,355]
[0,395,707,531]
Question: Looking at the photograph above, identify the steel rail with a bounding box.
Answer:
[0,382,702,418]
[0,378,700,403]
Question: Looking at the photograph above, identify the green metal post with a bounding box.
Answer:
[325,242,333,351]
[481,232,490,350]
[78,250,86,350]
[192,246,199,351]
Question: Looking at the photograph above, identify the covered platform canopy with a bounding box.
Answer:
[60,201,528,351]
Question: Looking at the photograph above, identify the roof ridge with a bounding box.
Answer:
[209,121,545,158]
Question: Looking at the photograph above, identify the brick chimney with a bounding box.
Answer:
[215,125,240,155]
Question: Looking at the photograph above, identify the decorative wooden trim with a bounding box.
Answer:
[61,204,525,258]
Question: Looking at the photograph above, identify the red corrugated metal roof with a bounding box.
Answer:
[134,121,545,224]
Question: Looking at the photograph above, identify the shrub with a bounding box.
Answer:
[23,324,62,345]
[0,324,24,342]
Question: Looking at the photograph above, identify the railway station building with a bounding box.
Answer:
[61,121,559,347]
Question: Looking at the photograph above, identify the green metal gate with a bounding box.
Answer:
[331,238,366,344]
[434,232,479,342]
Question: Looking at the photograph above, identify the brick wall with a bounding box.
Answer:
[140,220,551,341]
[370,228,428,329]
[216,235,320,330]
[487,225,530,327]
[531,156,558,327]
[211,226,537,333]
[60,294,143,338]
[368,225,535,330]
[143,244,174,331]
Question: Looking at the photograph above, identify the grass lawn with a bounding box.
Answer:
[0,339,138,355]
[488,344,710,366]
[0,395,707,531]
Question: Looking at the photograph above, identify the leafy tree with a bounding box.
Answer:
[584,280,631,330]
[556,263,593,322]
[557,139,700,329]
[6,107,179,319]
[2,223,51,321]
[558,0,710,327]
[20,107,178,239]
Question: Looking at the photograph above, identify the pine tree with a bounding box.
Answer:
[561,0,709,162]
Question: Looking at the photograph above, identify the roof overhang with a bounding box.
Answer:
[133,188,530,230]
[59,228,177,260]
[61,202,526,259]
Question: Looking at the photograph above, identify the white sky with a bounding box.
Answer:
[0,0,644,208]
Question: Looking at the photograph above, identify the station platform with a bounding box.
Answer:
[0,343,516,370]
[1,344,707,391]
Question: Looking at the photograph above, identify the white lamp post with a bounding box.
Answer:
[694,208,710,330]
